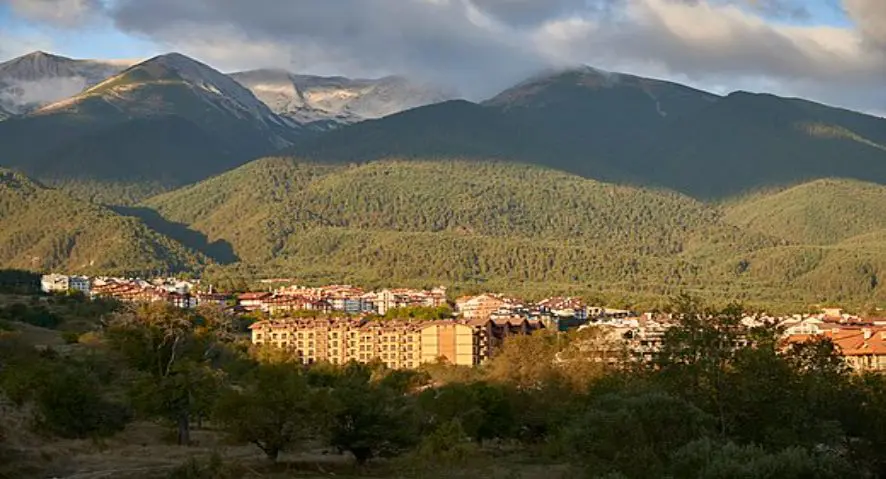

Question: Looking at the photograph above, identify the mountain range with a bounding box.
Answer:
[1,50,886,306]
[1,50,885,199]
[229,70,452,129]
[0,51,131,115]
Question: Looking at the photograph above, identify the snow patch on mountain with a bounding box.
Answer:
[231,69,454,127]
[46,53,291,132]
[148,53,284,126]
[0,51,131,114]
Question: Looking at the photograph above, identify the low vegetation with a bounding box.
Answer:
[3,297,886,478]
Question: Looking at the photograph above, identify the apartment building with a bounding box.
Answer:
[250,316,542,368]
[456,294,505,320]
[41,274,91,295]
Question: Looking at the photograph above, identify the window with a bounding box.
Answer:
[255,334,263,340]
[331,341,338,347]
[298,333,303,339]
[272,333,278,339]
[298,341,303,348]
[332,332,338,338]
[281,333,288,339]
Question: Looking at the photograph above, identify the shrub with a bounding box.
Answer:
[34,367,131,439]
[60,331,80,344]
[167,453,234,479]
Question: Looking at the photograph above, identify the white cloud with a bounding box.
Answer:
[4,0,102,27]
[0,77,90,113]
[532,0,885,113]
[4,0,884,113]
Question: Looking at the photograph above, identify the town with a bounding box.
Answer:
[39,273,886,372]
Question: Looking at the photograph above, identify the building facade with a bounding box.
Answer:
[41,274,91,294]
[250,316,541,368]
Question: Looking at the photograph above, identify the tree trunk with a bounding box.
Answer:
[265,447,279,462]
[177,413,190,446]
[351,447,372,465]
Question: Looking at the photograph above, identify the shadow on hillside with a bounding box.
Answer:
[112,206,239,264]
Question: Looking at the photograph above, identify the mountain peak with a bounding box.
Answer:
[1,50,72,68]
[145,52,203,68]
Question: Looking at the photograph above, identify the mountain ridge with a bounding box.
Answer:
[0,52,302,197]
[230,68,453,129]
[0,51,132,115]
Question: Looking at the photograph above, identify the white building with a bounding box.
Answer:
[41,274,91,295]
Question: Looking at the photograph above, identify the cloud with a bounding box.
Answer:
[4,0,103,27]
[844,0,886,49]
[534,0,886,113]
[107,0,551,97]
[5,0,880,113]
[0,77,90,113]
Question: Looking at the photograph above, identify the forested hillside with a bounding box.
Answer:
[141,158,752,300]
[622,92,886,197]
[5,152,886,306]
[723,179,886,245]
[135,157,886,306]
[0,168,206,274]
[288,71,886,198]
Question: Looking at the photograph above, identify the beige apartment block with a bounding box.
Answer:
[250,316,542,368]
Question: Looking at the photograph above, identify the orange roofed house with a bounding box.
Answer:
[250,316,543,368]
[786,327,886,372]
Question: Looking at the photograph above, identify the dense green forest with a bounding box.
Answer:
[0,168,207,275]
[139,158,886,307]
[289,69,886,199]
[6,157,886,308]
[3,297,886,478]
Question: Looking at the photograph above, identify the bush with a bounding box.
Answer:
[415,419,476,464]
[60,331,80,344]
[167,453,235,479]
[34,367,131,439]
[561,390,714,478]
[0,304,61,329]
[669,438,856,479]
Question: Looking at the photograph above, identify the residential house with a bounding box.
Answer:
[238,292,273,312]
[456,294,505,320]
